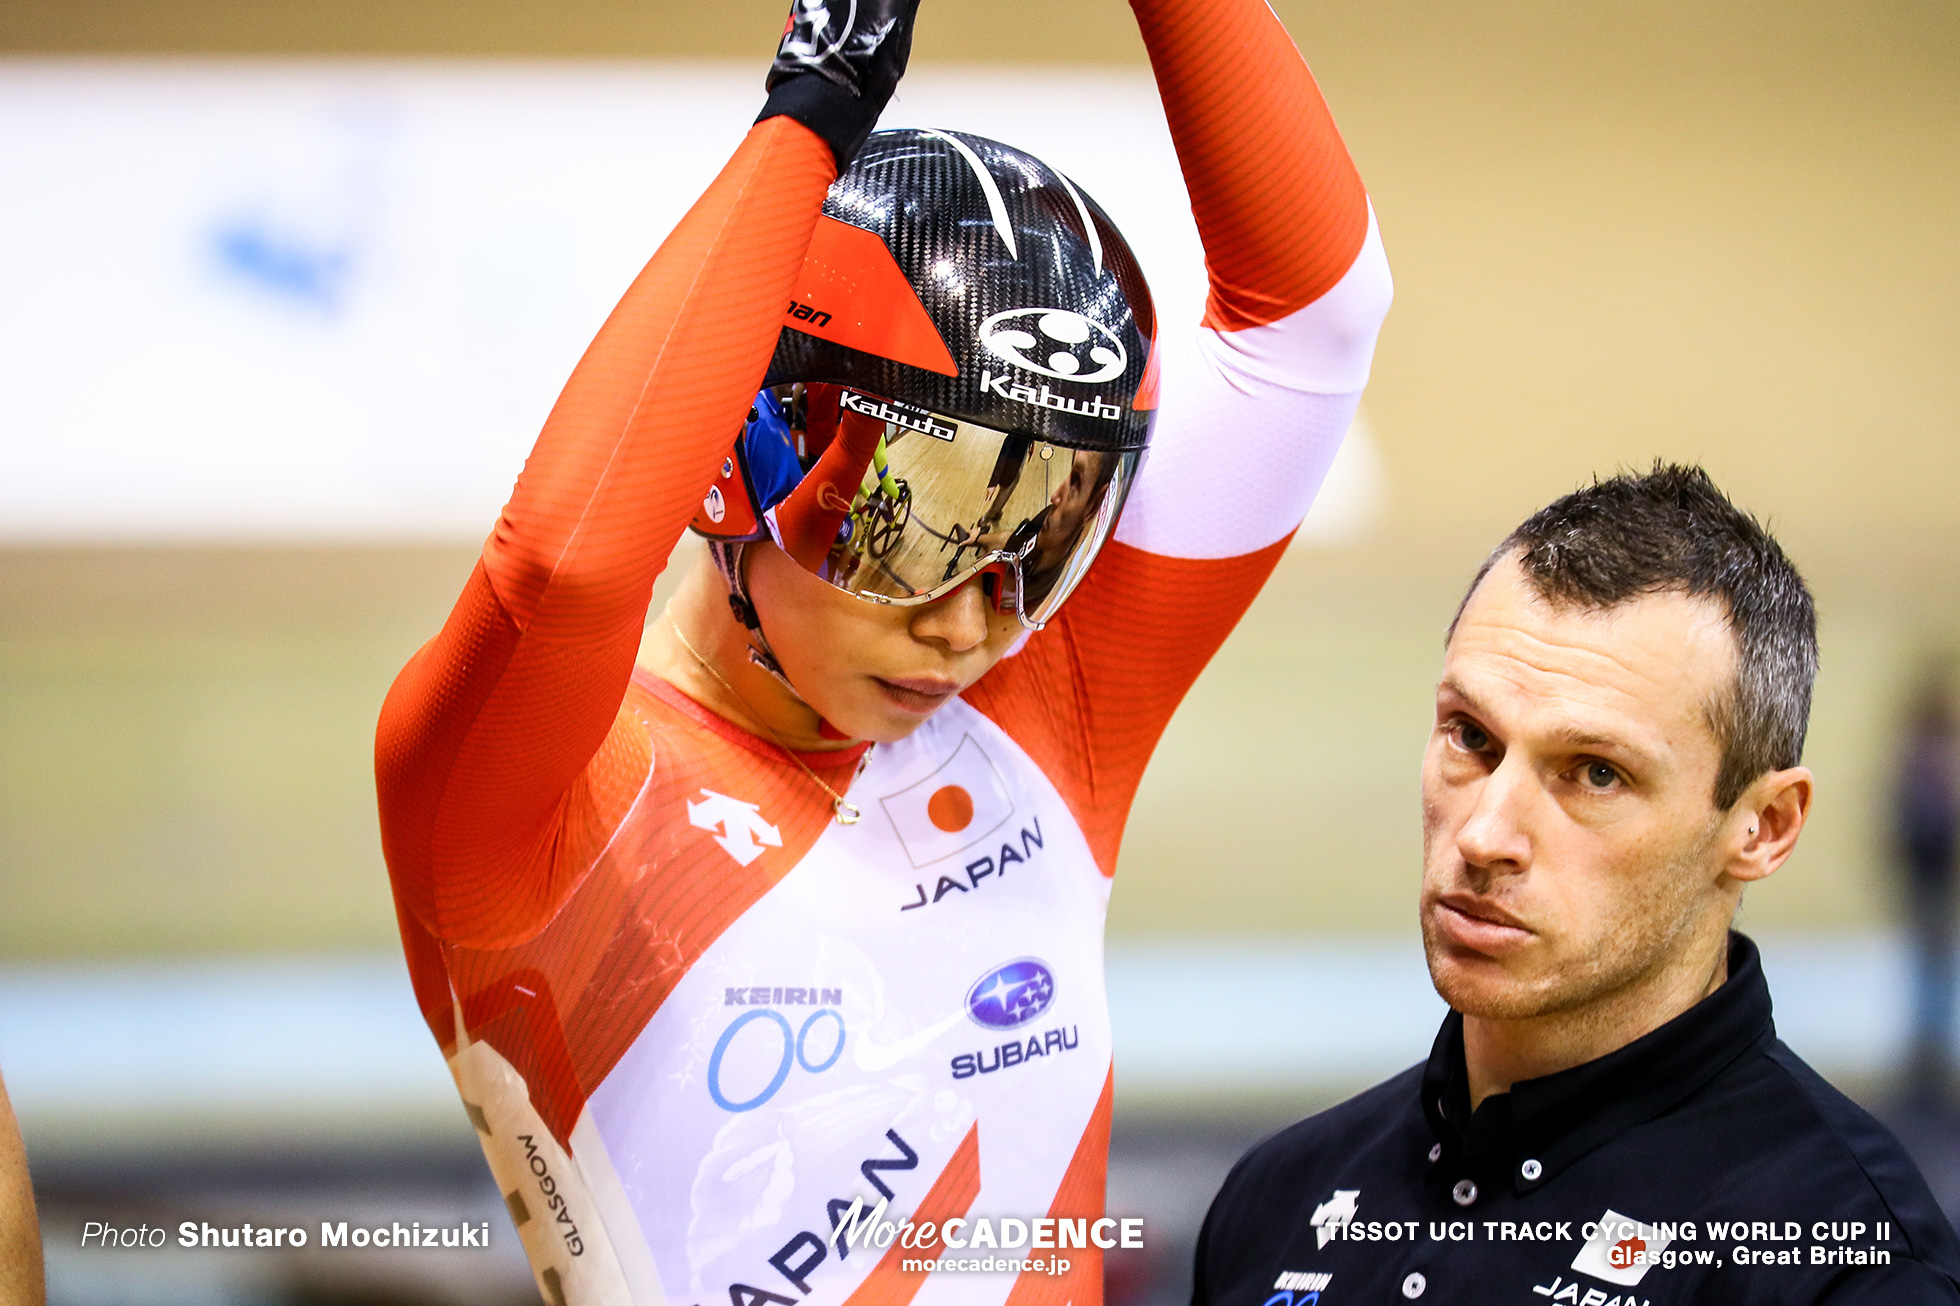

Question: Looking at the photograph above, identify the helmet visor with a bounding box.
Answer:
[768,386,1139,629]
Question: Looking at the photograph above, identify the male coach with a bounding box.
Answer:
[1193,466,1960,1304]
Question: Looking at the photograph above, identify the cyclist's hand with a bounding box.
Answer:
[758,0,922,167]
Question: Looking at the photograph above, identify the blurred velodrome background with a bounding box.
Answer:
[2,1,1956,1302]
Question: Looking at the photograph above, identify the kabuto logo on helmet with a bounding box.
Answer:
[698,127,1159,627]
[761,129,1156,454]
[979,308,1129,385]
[976,373,1124,422]
[840,390,957,442]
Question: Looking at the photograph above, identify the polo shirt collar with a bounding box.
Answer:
[1420,931,1776,1194]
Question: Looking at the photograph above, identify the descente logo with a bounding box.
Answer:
[841,390,957,441]
[979,372,1122,422]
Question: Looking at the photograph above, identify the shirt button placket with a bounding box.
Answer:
[1401,1271,1427,1298]
[1451,1178,1477,1206]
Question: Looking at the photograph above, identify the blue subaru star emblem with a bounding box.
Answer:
[965,959,1056,1030]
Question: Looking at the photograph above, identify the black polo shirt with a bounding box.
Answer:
[1192,934,1960,1305]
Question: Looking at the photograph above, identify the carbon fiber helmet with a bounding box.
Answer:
[769,128,1157,449]
[694,128,1156,636]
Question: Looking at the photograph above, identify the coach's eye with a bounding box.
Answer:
[1582,761,1619,789]
[1455,721,1491,752]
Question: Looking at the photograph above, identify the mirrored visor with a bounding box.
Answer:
[765,385,1141,628]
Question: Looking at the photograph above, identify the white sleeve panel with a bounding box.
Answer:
[1113,206,1393,561]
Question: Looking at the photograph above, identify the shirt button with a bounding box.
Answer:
[1402,1271,1427,1298]
[1428,1143,1442,1163]
[1520,1159,1543,1181]
[1451,1179,1477,1206]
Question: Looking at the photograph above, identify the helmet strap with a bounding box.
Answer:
[707,539,806,702]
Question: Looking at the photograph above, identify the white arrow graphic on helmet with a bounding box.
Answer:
[921,128,1018,260]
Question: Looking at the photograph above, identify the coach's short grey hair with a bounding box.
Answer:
[1449,463,1818,810]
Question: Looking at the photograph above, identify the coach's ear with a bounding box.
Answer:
[1723,767,1814,884]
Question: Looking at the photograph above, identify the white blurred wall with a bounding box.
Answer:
[0,61,1381,543]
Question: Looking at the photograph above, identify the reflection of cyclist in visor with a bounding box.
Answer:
[375,0,1391,1300]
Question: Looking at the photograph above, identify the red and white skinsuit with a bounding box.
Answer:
[374,2,1391,1303]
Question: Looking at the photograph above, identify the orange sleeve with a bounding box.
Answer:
[1131,0,1371,332]
[971,0,1374,867]
[374,116,838,950]
[965,537,1291,875]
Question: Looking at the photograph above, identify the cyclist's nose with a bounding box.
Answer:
[909,577,992,653]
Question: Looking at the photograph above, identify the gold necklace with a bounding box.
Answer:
[665,612,863,825]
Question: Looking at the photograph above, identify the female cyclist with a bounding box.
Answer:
[375,1,1391,1302]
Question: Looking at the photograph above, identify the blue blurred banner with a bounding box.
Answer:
[0,934,1908,1154]
[0,61,1230,543]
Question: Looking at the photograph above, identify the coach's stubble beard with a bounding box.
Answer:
[1419,810,1734,1038]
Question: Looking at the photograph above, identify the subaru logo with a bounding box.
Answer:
[965,958,1055,1030]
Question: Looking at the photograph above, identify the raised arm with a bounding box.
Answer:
[1120,0,1392,557]
[375,5,918,948]
[1135,0,1373,332]
[966,0,1392,870]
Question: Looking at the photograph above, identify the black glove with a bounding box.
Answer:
[756,0,921,169]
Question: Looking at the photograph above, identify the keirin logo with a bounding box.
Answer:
[841,390,957,441]
[707,1007,845,1112]
[980,308,1127,384]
